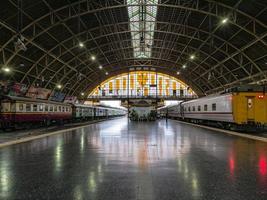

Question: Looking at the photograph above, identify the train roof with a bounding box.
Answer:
[97,105,126,111]
[72,104,94,108]
[182,93,232,105]
[1,95,70,106]
[70,103,126,111]
[221,84,267,93]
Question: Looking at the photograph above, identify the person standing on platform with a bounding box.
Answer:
[166,110,168,122]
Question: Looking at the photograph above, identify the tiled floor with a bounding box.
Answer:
[0,117,266,199]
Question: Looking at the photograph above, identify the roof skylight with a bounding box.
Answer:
[127,0,158,58]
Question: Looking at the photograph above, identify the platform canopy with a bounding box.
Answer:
[0,0,266,96]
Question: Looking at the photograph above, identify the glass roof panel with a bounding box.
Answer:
[127,0,158,58]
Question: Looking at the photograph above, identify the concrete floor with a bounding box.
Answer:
[0,117,267,200]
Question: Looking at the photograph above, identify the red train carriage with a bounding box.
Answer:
[0,96,72,130]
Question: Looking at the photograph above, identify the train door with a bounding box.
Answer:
[247,97,255,122]
[180,104,184,119]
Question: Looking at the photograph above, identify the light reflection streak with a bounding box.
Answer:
[54,140,63,173]
[228,149,235,181]
[176,156,200,198]
[74,185,83,200]
[259,155,267,176]
[88,172,96,193]
[94,122,191,166]
[0,150,12,199]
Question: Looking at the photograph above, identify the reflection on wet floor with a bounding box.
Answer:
[0,117,266,199]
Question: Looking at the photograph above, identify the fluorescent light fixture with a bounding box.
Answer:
[127,0,159,58]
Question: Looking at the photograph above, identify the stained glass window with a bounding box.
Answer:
[89,71,196,97]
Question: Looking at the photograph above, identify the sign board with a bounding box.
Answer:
[49,91,66,102]
[64,96,77,103]
[26,86,51,99]
[0,81,28,96]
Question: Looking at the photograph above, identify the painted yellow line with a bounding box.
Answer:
[0,118,120,148]
[172,119,267,143]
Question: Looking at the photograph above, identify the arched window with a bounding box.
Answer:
[89,71,196,98]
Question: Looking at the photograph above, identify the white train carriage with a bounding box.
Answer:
[182,94,234,123]
[168,104,182,119]
[95,106,107,118]
[72,104,94,120]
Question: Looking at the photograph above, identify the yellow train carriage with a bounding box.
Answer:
[232,92,267,125]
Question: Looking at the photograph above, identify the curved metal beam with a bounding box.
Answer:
[62,42,236,91]
[68,57,214,97]
[2,2,265,69]
[0,1,266,95]
[17,20,263,90]
[25,23,254,90]
[79,66,206,97]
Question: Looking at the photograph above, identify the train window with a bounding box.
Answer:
[54,106,57,112]
[59,106,61,112]
[33,104,38,112]
[198,106,201,111]
[204,105,208,111]
[45,105,48,111]
[184,107,187,112]
[10,103,15,112]
[188,107,191,111]
[193,106,195,111]
[62,107,65,112]
[26,104,31,112]
[49,106,53,112]
[39,105,44,111]
[212,103,216,111]
[19,104,24,111]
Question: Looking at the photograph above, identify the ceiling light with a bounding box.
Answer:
[221,18,228,24]
[182,65,187,69]
[2,67,11,73]
[177,71,180,75]
[91,55,96,61]
[79,42,84,48]
[99,65,103,69]
[81,92,85,96]
[56,84,62,89]
[190,55,195,60]
[105,72,109,75]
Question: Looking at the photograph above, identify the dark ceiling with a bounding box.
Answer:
[0,0,266,96]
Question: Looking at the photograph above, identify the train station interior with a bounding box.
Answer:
[0,0,267,199]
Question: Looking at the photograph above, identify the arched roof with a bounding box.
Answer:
[0,0,266,96]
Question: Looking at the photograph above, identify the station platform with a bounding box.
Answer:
[0,117,266,200]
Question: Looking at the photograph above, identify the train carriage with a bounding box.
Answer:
[0,95,127,131]
[158,87,267,131]
[72,104,94,121]
[0,96,72,129]
[182,94,234,123]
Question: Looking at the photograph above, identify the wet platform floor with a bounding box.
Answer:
[0,117,267,200]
